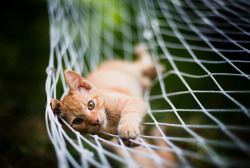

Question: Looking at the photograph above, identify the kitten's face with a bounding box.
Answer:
[50,70,107,134]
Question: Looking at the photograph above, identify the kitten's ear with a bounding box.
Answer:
[50,99,62,115]
[64,70,92,91]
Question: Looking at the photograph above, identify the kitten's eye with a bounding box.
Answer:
[88,101,95,110]
[73,118,84,125]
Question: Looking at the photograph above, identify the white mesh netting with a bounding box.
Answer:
[45,0,250,167]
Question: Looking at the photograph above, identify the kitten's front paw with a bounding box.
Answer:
[118,123,139,140]
[118,123,140,147]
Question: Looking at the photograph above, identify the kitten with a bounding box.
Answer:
[50,44,159,144]
[50,45,176,167]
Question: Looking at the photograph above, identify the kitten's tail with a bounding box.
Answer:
[149,127,177,166]
[115,127,177,168]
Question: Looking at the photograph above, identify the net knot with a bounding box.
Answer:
[46,67,56,76]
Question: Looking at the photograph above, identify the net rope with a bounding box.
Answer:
[45,0,250,167]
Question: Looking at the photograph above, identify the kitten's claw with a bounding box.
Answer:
[121,137,140,147]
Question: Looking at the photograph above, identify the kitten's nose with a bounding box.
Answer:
[92,119,99,126]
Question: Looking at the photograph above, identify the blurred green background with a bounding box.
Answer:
[0,0,57,167]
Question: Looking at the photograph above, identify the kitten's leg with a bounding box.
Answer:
[134,44,165,77]
[134,44,153,66]
[118,96,147,146]
[134,44,155,76]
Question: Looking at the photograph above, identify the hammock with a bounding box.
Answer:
[45,0,250,167]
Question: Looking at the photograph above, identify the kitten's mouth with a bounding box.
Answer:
[98,123,103,130]
[94,122,103,132]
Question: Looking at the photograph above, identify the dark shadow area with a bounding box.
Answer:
[0,0,57,167]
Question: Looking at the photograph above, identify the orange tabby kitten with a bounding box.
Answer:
[50,44,158,143]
